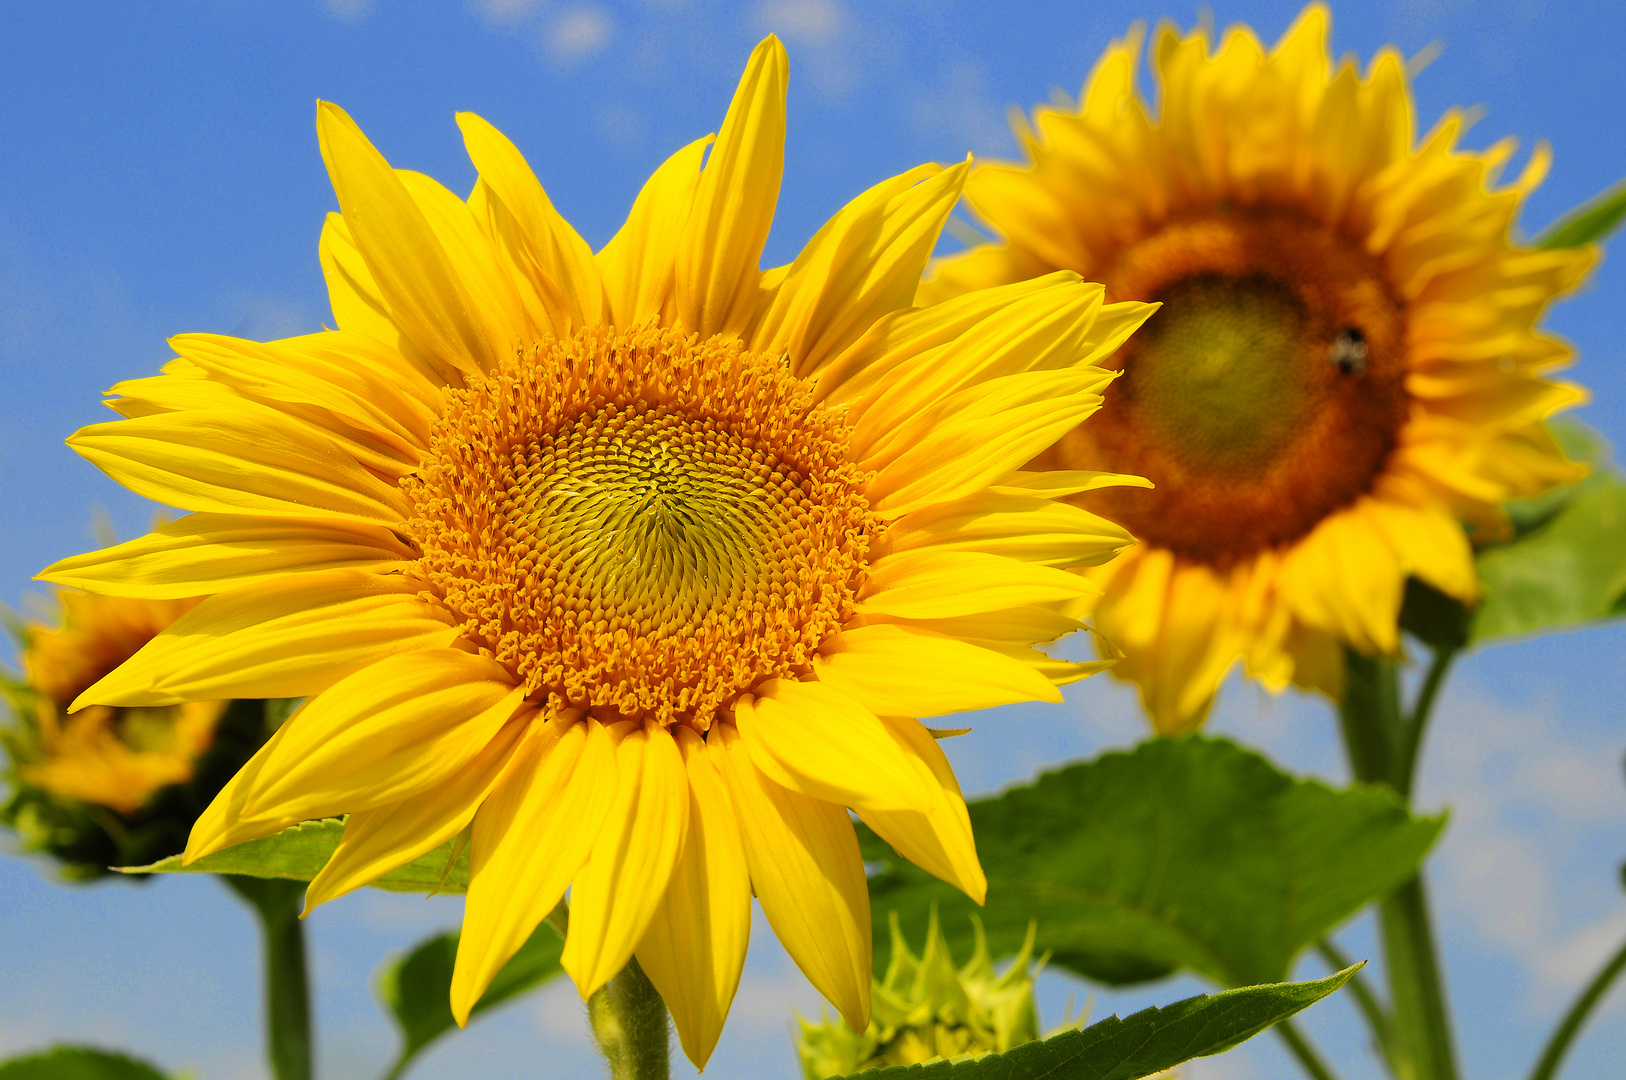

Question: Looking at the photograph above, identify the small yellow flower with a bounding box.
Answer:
[925,4,1594,733]
[43,38,1151,1066]
[797,911,1051,1077]
[6,590,221,816]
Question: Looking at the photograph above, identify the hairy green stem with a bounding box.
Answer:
[1528,933,1626,1080]
[1377,877,1458,1080]
[1275,1018,1342,1080]
[587,957,671,1080]
[1339,648,1459,1080]
[1318,939,1395,1072]
[222,875,313,1080]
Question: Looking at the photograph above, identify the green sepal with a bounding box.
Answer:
[1535,177,1626,248]
[377,919,565,1080]
[830,966,1360,1080]
[862,737,1441,988]
[0,1046,173,1080]
[116,817,469,893]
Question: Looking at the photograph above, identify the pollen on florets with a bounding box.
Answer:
[403,323,877,730]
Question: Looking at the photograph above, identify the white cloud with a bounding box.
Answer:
[471,0,544,27]
[751,0,858,97]
[755,0,845,49]
[904,57,1013,159]
[547,6,614,63]
[1416,687,1626,1007]
[594,103,649,150]
[322,0,373,23]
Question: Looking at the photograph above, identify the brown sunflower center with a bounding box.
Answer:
[405,324,876,730]
[1044,212,1408,565]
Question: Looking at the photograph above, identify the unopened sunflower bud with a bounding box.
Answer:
[797,909,1054,1077]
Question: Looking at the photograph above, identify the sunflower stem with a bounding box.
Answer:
[1527,932,1626,1080]
[221,874,313,1080]
[1339,648,1459,1080]
[587,957,671,1080]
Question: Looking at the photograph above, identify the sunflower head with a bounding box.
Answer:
[1,591,278,879]
[43,36,1153,1066]
[796,911,1046,1077]
[925,3,1596,732]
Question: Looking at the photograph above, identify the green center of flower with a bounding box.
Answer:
[512,403,800,638]
[1042,212,1410,566]
[1131,274,1313,477]
[406,324,877,729]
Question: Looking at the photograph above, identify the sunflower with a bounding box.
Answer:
[42,37,1150,1066]
[923,4,1594,733]
[5,590,221,815]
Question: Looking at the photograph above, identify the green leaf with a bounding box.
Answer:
[1535,178,1626,249]
[861,737,1441,987]
[0,1046,171,1080]
[838,966,1359,1080]
[1471,473,1626,644]
[116,818,468,894]
[377,918,566,1079]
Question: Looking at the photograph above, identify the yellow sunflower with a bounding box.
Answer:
[9,590,221,815]
[924,4,1595,733]
[41,38,1151,1066]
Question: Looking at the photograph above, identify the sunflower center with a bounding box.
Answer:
[1045,213,1409,565]
[405,324,876,730]
[1131,274,1314,476]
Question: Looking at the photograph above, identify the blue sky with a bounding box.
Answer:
[1,2,1623,1078]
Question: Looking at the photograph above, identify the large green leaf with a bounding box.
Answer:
[838,966,1358,1080]
[377,919,566,1079]
[0,1047,170,1080]
[862,737,1441,987]
[1471,474,1626,643]
[117,818,468,893]
[1535,177,1626,248]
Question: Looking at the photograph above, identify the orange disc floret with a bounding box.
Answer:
[405,323,877,729]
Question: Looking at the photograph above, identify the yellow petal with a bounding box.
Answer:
[861,368,1112,516]
[184,718,298,862]
[884,491,1135,569]
[239,650,522,825]
[985,469,1154,498]
[674,36,788,338]
[846,284,1110,452]
[859,550,1097,620]
[317,101,498,377]
[169,331,439,470]
[304,710,533,911]
[318,213,459,387]
[39,514,414,599]
[396,169,544,348]
[813,623,1060,717]
[75,569,457,709]
[563,723,691,998]
[456,112,605,334]
[751,160,967,376]
[597,135,713,328]
[634,727,751,1070]
[734,679,933,813]
[452,715,618,1023]
[68,407,412,526]
[712,723,870,1033]
[857,716,985,903]
[814,273,1081,407]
